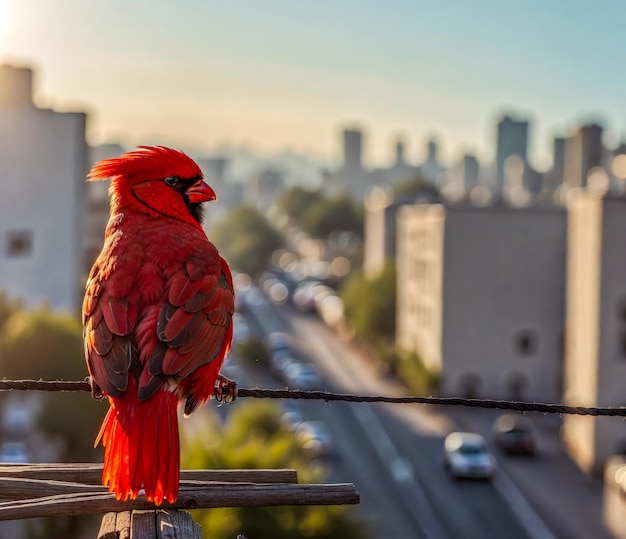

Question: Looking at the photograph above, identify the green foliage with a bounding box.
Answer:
[340,261,396,346]
[0,305,84,380]
[277,187,325,219]
[394,175,440,198]
[181,402,369,539]
[277,187,364,240]
[0,301,103,537]
[380,347,438,396]
[0,290,22,330]
[234,337,270,368]
[0,304,106,461]
[210,206,284,277]
[303,194,363,240]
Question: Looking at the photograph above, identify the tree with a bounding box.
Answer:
[277,187,364,240]
[394,175,440,199]
[340,261,396,346]
[0,304,104,537]
[0,305,84,381]
[303,194,363,240]
[0,290,22,330]
[277,187,325,220]
[181,402,369,539]
[210,206,284,277]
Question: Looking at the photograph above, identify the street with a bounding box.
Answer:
[239,293,581,539]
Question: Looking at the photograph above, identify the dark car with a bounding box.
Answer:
[492,414,537,455]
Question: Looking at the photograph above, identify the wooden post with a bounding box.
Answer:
[97,509,201,539]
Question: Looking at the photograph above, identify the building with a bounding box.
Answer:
[564,124,604,188]
[495,115,529,191]
[544,137,566,192]
[325,127,375,200]
[562,190,626,473]
[363,185,441,278]
[450,153,480,193]
[396,202,566,401]
[343,129,363,171]
[0,65,87,311]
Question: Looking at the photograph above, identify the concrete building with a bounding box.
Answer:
[451,153,480,193]
[564,124,604,188]
[562,190,626,474]
[396,202,566,401]
[544,136,566,192]
[363,185,441,278]
[495,115,529,192]
[324,127,375,199]
[0,65,87,311]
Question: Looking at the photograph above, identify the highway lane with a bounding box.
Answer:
[245,299,537,539]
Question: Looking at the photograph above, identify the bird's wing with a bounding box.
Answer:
[83,264,136,398]
[137,257,234,401]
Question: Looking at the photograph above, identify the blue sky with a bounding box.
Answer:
[1,0,624,168]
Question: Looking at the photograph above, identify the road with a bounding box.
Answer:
[243,296,542,539]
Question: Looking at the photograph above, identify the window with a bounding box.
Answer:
[515,329,537,356]
[6,230,33,257]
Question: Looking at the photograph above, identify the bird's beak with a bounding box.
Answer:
[186,180,217,203]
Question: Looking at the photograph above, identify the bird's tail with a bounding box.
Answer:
[95,378,180,505]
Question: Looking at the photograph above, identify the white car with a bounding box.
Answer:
[0,442,31,464]
[296,421,333,457]
[443,432,496,479]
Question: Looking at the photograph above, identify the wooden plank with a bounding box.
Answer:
[117,511,131,539]
[131,510,155,538]
[0,483,360,521]
[0,465,297,485]
[0,477,107,500]
[97,511,118,539]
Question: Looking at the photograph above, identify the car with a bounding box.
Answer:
[284,362,321,390]
[296,421,333,457]
[280,401,304,430]
[492,414,537,455]
[0,442,31,464]
[443,432,496,479]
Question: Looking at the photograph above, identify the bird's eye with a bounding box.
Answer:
[164,176,180,187]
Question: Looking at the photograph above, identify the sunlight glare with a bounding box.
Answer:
[0,1,8,35]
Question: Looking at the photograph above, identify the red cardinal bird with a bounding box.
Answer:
[83,146,235,505]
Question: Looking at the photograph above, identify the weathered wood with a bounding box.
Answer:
[98,512,118,539]
[0,482,360,521]
[0,464,297,485]
[0,476,107,500]
[98,510,202,539]
[157,509,202,539]
[131,510,155,538]
[117,511,131,539]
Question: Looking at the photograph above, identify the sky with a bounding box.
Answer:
[1,0,625,170]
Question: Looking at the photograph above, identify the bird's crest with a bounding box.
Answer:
[88,146,202,182]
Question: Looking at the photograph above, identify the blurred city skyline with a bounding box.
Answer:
[0,0,624,168]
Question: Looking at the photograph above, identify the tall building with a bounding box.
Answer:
[564,123,604,188]
[396,202,566,402]
[325,126,374,199]
[0,65,87,311]
[495,115,529,191]
[461,154,480,192]
[343,128,363,170]
[562,190,626,474]
[421,138,445,184]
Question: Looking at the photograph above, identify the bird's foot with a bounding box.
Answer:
[88,376,105,400]
[214,375,238,406]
